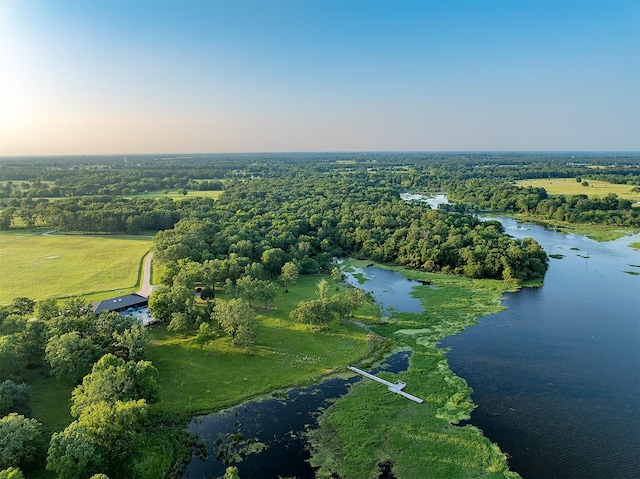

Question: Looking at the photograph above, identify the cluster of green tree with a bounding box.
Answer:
[0,177,223,200]
[151,170,548,281]
[0,196,216,232]
[289,278,366,328]
[149,257,302,351]
[46,354,158,479]
[0,296,150,379]
[0,295,157,478]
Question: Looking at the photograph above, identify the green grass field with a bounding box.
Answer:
[515,178,640,205]
[0,229,151,304]
[129,189,224,200]
[146,275,372,416]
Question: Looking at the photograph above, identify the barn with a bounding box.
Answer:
[91,293,149,315]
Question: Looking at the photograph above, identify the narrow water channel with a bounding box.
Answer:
[182,351,412,479]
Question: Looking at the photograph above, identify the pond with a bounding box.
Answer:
[342,266,425,314]
[440,217,640,478]
[182,350,412,479]
[399,192,450,209]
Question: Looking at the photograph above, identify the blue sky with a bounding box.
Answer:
[1,0,638,155]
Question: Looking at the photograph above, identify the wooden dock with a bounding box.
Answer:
[347,366,424,403]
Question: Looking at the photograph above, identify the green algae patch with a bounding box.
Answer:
[629,242,640,250]
[549,254,565,259]
[309,265,521,479]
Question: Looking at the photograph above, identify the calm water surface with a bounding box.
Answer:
[441,218,640,478]
[343,266,424,314]
[183,351,412,478]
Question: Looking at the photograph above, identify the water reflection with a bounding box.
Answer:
[342,267,424,314]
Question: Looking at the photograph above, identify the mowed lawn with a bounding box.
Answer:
[0,230,151,303]
[515,178,640,205]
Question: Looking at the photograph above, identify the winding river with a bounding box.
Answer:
[183,215,639,478]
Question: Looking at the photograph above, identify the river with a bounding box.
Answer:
[440,217,640,478]
[183,216,639,478]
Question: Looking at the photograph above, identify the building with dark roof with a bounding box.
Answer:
[91,293,149,315]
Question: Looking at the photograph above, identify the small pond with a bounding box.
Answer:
[399,192,450,209]
[342,266,424,314]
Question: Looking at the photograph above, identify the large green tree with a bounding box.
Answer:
[278,261,299,293]
[45,332,102,381]
[47,422,102,479]
[0,414,43,471]
[214,299,256,351]
[70,354,159,418]
[77,400,147,478]
[0,381,29,417]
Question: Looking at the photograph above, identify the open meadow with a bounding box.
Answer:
[146,274,372,416]
[515,178,640,205]
[0,229,151,304]
[129,189,224,200]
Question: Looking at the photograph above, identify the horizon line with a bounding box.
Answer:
[1,149,639,159]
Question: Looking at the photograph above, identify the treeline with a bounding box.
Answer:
[0,196,215,232]
[2,153,638,232]
[447,180,640,227]
[0,177,223,199]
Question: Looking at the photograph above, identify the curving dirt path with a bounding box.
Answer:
[137,252,154,298]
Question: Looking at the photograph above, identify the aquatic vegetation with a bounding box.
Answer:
[309,265,521,479]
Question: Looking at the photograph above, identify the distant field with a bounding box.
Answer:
[0,230,151,304]
[515,178,640,205]
[129,189,224,200]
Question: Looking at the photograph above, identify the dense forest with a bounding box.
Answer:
[1,153,638,233]
[2,152,639,281]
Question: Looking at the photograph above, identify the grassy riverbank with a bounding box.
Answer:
[309,262,522,478]
[136,274,375,477]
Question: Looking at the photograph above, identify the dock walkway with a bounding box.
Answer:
[347,366,423,403]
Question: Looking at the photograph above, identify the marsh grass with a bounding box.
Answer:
[309,263,521,479]
[512,216,637,241]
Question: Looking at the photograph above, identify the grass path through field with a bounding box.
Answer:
[0,229,56,245]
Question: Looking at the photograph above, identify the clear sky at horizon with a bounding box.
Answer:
[1,0,638,155]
